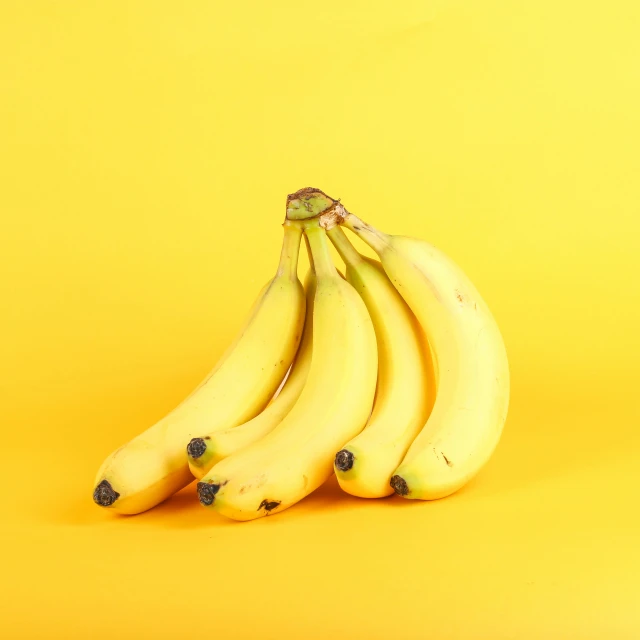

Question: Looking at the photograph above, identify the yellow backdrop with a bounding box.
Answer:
[2,1,639,637]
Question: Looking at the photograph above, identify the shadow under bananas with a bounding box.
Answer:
[145,473,427,529]
[45,467,420,531]
[152,475,382,529]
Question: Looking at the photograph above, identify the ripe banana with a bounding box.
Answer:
[197,214,378,521]
[92,222,306,514]
[337,205,510,500]
[326,225,434,498]
[186,270,316,479]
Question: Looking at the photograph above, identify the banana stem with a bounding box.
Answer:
[326,225,364,268]
[305,223,338,280]
[341,213,390,255]
[277,221,303,279]
[303,232,315,274]
[286,187,337,221]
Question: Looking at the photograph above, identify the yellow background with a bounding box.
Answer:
[1,1,639,637]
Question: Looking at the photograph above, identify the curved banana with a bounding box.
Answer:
[92,222,306,514]
[197,215,378,521]
[186,270,316,479]
[338,206,510,500]
[326,225,434,498]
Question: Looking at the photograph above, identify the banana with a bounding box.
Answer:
[186,270,316,479]
[326,224,434,498]
[197,213,378,521]
[92,222,306,514]
[335,203,510,500]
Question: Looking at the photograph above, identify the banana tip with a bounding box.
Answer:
[187,437,208,460]
[334,449,355,472]
[197,481,220,506]
[93,479,120,507]
[390,475,409,497]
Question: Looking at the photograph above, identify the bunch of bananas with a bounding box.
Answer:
[93,188,510,521]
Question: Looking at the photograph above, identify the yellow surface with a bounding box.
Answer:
[1,1,639,637]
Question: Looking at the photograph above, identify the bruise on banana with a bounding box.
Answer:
[258,499,281,513]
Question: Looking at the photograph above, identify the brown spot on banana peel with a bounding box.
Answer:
[258,499,281,513]
[431,447,454,468]
[442,453,454,467]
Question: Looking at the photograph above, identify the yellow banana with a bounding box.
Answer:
[186,270,316,479]
[337,204,510,500]
[92,222,306,514]
[326,224,434,498]
[197,212,377,521]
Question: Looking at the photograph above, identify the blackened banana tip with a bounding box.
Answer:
[390,475,409,496]
[187,437,207,459]
[93,479,120,507]
[197,481,220,506]
[334,449,355,472]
